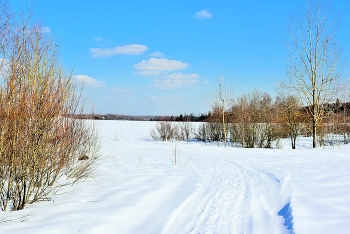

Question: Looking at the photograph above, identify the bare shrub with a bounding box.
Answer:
[179,122,193,143]
[170,144,180,168]
[338,124,350,144]
[150,121,180,141]
[229,123,280,148]
[206,121,224,146]
[276,84,304,149]
[317,123,337,147]
[194,123,208,144]
[229,91,281,148]
[317,122,350,147]
[0,13,100,211]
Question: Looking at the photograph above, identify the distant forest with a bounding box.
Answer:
[73,99,350,122]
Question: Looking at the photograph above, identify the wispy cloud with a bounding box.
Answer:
[108,87,130,93]
[93,37,102,42]
[153,72,200,89]
[149,52,165,57]
[90,44,148,58]
[148,96,168,101]
[108,86,131,99]
[164,73,199,80]
[153,78,199,89]
[194,9,213,19]
[134,58,188,71]
[133,70,161,76]
[40,26,51,33]
[72,75,105,87]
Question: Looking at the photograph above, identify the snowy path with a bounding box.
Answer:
[164,153,291,234]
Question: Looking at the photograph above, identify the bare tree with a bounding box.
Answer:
[209,76,234,147]
[284,0,345,148]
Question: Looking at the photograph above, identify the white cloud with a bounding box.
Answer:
[194,9,213,19]
[133,70,161,76]
[90,44,148,58]
[40,26,51,33]
[134,58,188,71]
[134,59,199,89]
[153,72,200,89]
[72,75,104,87]
[203,80,210,84]
[149,52,165,57]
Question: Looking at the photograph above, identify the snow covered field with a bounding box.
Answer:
[1,120,350,234]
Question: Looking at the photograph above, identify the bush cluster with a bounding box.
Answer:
[0,13,99,211]
[150,121,193,142]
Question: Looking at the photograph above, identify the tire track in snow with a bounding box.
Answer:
[163,154,291,234]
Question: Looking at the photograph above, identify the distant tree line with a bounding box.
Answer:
[151,113,210,122]
[72,113,210,122]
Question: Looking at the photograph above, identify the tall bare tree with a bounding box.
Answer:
[209,76,233,147]
[284,0,344,148]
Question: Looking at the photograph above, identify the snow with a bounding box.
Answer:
[1,120,350,233]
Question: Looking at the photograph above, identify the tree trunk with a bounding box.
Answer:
[222,105,226,147]
[313,116,317,148]
[291,135,296,149]
[312,75,317,148]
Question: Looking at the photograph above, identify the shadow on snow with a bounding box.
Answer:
[278,202,295,234]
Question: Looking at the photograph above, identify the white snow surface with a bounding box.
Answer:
[1,120,350,234]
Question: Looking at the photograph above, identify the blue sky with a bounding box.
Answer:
[12,0,350,115]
